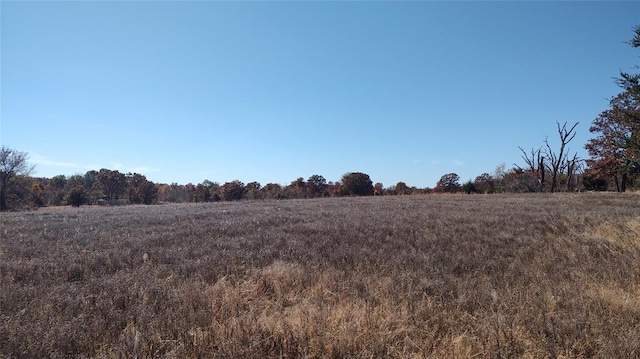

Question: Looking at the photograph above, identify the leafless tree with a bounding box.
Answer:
[544,122,579,192]
[517,146,545,191]
[565,153,584,191]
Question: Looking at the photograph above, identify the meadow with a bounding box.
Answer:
[1,193,639,358]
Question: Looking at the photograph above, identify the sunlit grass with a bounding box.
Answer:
[1,193,639,358]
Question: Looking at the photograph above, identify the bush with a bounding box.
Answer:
[66,186,88,207]
[340,172,374,196]
[462,180,477,194]
[583,175,608,191]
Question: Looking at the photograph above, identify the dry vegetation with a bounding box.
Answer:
[1,193,640,358]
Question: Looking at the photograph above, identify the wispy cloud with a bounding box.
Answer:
[108,161,124,170]
[129,166,160,173]
[30,153,159,176]
[430,159,465,166]
[30,153,79,168]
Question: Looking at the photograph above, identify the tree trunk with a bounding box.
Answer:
[0,188,6,211]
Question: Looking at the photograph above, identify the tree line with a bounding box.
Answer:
[1,27,638,211]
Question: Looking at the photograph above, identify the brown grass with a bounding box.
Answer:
[1,193,639,358]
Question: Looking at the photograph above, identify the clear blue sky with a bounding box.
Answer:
[2,1,638,188]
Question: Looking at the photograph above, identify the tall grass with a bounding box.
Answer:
[1,193,639,358]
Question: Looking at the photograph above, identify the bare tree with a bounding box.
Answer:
[0,147,35,211]
[565,153,583,191]
[517,146,545,191]
[544,122,579,192]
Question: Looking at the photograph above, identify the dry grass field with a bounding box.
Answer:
[1,193,640,358]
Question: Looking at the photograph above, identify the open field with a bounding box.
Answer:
[1,193,640,358]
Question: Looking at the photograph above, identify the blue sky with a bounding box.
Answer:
[2,1,639,188]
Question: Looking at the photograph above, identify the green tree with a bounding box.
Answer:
[66,186,88,207]
[462,180,477,194]
[201,180,219,201]
[617,25,640,101]
[340,172,374,196]
[0,147,35,211]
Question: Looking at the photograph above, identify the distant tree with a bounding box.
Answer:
[185,183,197,203]
[201,180,219,201]
[260,183,283,199]
[83,170,102,204]
[47,175,67,206]
[286,177,307,199]
[66,186,88,207]
[585,92,639,192]
[395,181,411,195]
[156,183,189,203]
[30,181,46,207]
[340,172,374,196]
[328,181,344,197]
[517,146,545,192]
[66,174,85,190]
[157,183,172,202]
[194,183,206,202]
[474,173,495,194]
[435,173,461,193]
[373,182,384,196]
[83,170,98,188]
[129,175,159,205]
[306,175,328,198]
[97,169,126,201]
[57,174,89,205]
[462,180,477,194]
[544,122,579,192]
[503,168,541,193]
[244,181,261,200]
[126,173,157,204]
[0,147,35,211]
[220,180,245,201]
[139,182,158,204]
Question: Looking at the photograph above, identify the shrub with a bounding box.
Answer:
[462,180,477,194]
[66,186,88,207]
[340,172,374,196]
